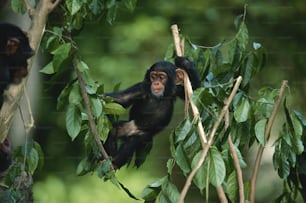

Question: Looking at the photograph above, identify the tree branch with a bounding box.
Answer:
[72,57,110,161]
[249,80,288,203]
[225,104,245,203]
[171,24,207,146]
[178,76,243,203]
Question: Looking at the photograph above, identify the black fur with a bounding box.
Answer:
[104,57,201,168]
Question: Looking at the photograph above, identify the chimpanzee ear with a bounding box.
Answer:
[5,37,20,55]
[175,68,185,85]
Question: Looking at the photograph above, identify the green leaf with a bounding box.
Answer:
[242,55,254,87]
[234,97,250,122]
[77,60,90,72]
[294,111,306,126]
[209,147,226,187]
[291,113,303,136]
[174,118,192,143]
[66,104,82,140]
[97,115,111,142]
[174,144,191,175]
[234,14,244,29]
[40,62,55,74]
[66,0,82,15]
[57,83,73,110]
[191,150,207,191]
[163,181,179,203]
[69,84,81,105]
[255,119,267,145]
[104,102,126,115]
[89,96,103,118]
[142,176,167,201]
[27,148,39,174]
[236,22,249,50]
[52,43,72,71]
[226,171,238,203]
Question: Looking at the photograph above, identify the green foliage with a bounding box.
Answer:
[143,15,306,202]
[2,140,43,202]
[7,0,305,202]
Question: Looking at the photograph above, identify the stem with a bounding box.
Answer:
[249,80,288,203]
[72,57,110,160]
[178,76,243,203]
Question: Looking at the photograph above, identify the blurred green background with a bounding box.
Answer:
[1,0,305,202]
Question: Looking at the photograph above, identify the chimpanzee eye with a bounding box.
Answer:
[150,73,157,81]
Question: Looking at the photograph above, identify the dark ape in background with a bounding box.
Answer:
[0,22,34,106]
[104,56,201,168]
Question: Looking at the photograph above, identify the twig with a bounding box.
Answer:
[225,103,245,203]
[178,76,243,203]
[249,80,288,203]
[72,57,110,161]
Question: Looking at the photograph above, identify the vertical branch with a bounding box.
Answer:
[225,105,245,203]
[171,24,207,145]
[249,80,288,203]
[178,76,243,203]
[72,57,110,160]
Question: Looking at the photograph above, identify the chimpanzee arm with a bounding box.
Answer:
[175,56,201,99]
[105,82,144,108]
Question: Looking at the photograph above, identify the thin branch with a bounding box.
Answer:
[249,80,288,203]
[72,57,110,161]
[178,76,243,203]
[171,24,207,145]
[224,100,245,203]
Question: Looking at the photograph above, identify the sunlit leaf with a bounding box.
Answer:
[209,147,226,187]
[234,97,250,122]
[39,62,55,74]
[104,102,126,115]
[255,119,267,145]
[78,60,90,72]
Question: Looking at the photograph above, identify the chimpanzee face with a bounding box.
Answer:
[149,71,168,97]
